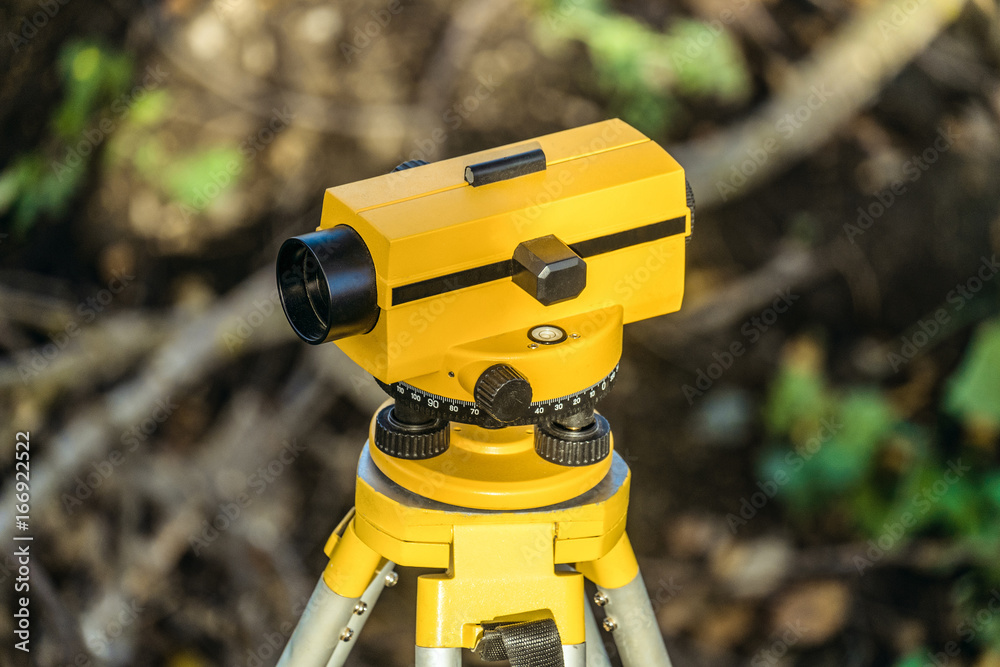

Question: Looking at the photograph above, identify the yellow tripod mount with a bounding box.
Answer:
[321,435,634,650]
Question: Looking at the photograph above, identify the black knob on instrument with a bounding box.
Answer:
[535,414,611,466]
[373,406,449,459]
[474,365,532,424]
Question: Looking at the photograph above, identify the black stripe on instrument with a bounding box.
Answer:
[391,215,687,305]
[570,216,685,258]
[392,260,514,306]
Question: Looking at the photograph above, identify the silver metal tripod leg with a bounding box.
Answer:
[325,560,396,667]
[584,596,612,667]
[563,642,587,666]
[276,576,359,667]
[414,646,462,666]
[595,569,673,667]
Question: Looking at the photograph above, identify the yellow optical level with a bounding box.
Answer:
[274,119,693,667]
[277,119,693,427]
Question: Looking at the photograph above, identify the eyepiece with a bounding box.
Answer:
[276,225,378,344]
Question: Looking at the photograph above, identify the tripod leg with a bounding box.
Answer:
[594,569,673,667]
[276,576,363,667]
[563,642,587,666]
[578,533,673,667]
[325,560,396,667]
[583,596,612,667]
[414,646,462,666]
[278,520,384,667]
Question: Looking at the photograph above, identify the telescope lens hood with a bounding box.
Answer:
[276,225,378,344]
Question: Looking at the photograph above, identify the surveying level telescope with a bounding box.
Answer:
[277,119,694,430]
[274,120,692,666]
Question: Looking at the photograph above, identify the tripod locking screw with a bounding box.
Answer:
[593,591,609,607]
[384,571,399,587]
[602,618,618,632]
[475,364,533,423]
[339,628,354,642]
[353,602,367,616]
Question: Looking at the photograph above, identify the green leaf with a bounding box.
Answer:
[836,390,897,455]
[52,41,133,141]
[0,161,28,216]
[128,90,171,127]
[763,363,827,435]
[664,19,751,101]
[983,473,1000,509]
[893,651,928,667]
[532,0,749,134]
[945,318,1000,429]
[158,147,245,208]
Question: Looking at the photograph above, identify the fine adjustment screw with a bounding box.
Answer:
[339,628,354,642]
[353,602,367,615]
[474,364,532,423]
[384,571,399,588]
[602,618,618,632]
[593,591,609,607]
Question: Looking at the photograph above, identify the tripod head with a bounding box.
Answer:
[277,119,692,424]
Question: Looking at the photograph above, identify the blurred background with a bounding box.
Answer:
[2,0,1000,665]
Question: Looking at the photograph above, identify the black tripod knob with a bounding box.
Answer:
[475,365,533,424]
[535,414,612,466]
[373,405,449,459]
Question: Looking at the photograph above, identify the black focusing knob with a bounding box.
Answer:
[474,365,533,424]
[535,414,611,466]
[373,405,449,459]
